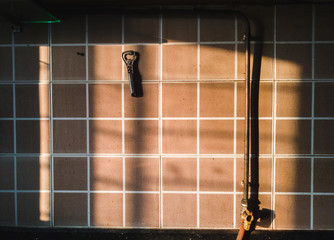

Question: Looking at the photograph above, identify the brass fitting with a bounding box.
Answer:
[242,209,254,231]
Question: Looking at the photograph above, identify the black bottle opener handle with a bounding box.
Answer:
[128,69,135,96]
[122,50,138,97]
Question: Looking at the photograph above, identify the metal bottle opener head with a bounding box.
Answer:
[122,50,139,97]
[122,50,137,74]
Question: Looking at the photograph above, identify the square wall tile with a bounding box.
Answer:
[314,120,334,154]
[163,44,197,80]
[90,193,123,227]
[163,120,197,154]
[314,158,334,193]
[125,83,159,118]
[89,120,122,154]
[124,15,159,43]
[17,157,50,190]
[52,46,86,80]
[315,5,334,41]
[276,120,311,154]
[163,194,197,228]
[17,193,50,226]
[54,193,88,226]
[276,44,312,80]
[0,84,12,117]
[53,120,86,153]
[123,45,159,80]
[126,158,159,191]
[163,14,197,43]
[200,158,233,192]
[125,193,159,227]
[162,83,197,118]
[0,21,12,44]
[236,158,272,193]
[16,120,50,153]
[0,47,12,81]
[313,195,334,229]
[124,120,158,154]
[276,5,312,41]
[0,193,15,226]
[277,82,312,117]
[275,158,311,193]
[238,6,274,41]
[88,15,122,43]
[15,24,48,44]
[89,84,122,118]
[275,195,310,229]
[200,83,234,117]
[163,158,197,191]
[52,15,86,43]
[16,84,49,118]
[54,157,87,191]
[200,44,235,79]
[237,82,273,118]
[0,120,13,153]
[200,14,235,41]
[90,157,123,191]
[315,83,334,117]
[315,44,334,79]
[200,120,234,154]
[0,157,14,190]
[88,46,122,80]
[200,194,233,228]
[15,46,49,81]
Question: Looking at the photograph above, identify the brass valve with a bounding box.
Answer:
[242,209,253,231]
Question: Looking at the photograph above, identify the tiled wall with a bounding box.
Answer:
[0,4,334,230]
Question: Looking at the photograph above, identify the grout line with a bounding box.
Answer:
[274,192,318,196]
[233,14,238,229]
[123,156,126,227]
[275,41,313,44]
[47,22,52,227]
[2,82,51,85]
[122,91,125,228]
[2,189,333,195]
[11,28,18,227]
[310,157,314,229]
[4,78,334,84]
[159,13,164,229]
[5,116,334,121]
[310,5,315,230]
[121,14,126,228]
[0,190,51,193]
[85,15,90,227]
[272,5,277,230]
[2,153,334,158]
[51,155,55,227]
[164,191,235,194]
[313,192,334,196]
[49,21,55,228]
[197,14,201,229]
[233,14,238,228]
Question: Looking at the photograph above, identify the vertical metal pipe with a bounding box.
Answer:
[242,17,251,210]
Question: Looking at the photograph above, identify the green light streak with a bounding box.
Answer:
[21,19,61,23]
